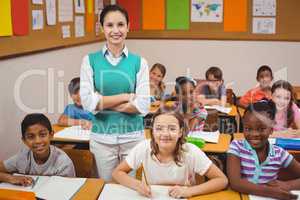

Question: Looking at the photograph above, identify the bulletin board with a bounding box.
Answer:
[0,0,105,59]
[1,0,300,59]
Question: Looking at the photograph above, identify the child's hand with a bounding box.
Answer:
[8,175,33,186]
[168,185,189,198]
[122,93,135,102]
[266,180,290,191]
[137,181,151,198]
[273,188,298,200]
[80,120,92,130]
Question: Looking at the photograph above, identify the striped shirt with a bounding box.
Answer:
[228,139,293,184]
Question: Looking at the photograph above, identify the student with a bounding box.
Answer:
[175,76,207,132]
[272,80,300,132]
[112,110,228,199]
[239,65,273,108]
[58,77,93,130]
[196,66,227,106]
[80,4,150,181]
[227,101,300,200]
[150,63,166,103]
[0,114,75,186]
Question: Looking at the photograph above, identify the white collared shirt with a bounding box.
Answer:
[80,45,150,144]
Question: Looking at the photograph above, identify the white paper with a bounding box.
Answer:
[46,0,56,25]
[110,0,116,5]
[191,0,223,22]
[253,0,276,16]
[54,126,90,141]
[252,17,276,34]
[75,16,85,37]
[0,175,86,200]
[204,105,232,114]
[99,184,186,200]
[58,0,73,22]
[32,0,43,4]
[62,25,71,38]
[36,176,86,200]
[74,0,85,13]
[32,10,44,30]
[249,191,300,200]
[188,130,220,143]
[95,0,104,14]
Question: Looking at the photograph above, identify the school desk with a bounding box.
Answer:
[189,189,241,200]
[240,194,249,200]
[73,178,104,200]
[233,133,300,157]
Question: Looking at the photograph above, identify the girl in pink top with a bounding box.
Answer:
[272,80,300,132]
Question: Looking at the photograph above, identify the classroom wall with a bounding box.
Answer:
[0,39,299,160]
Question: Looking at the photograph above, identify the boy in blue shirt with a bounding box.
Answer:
[58,77,94,130]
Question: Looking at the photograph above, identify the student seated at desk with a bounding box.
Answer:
[58,77,94,130]
[149,63,166,104]
[272,80,300,132]
[196,66,227,107]
[227,101,300,200]
[174,76,207,131]
[0,114,75,186]
[112,110,228,199]
[239,65,273,108]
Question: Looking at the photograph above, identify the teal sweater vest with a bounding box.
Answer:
[88,51,144,134]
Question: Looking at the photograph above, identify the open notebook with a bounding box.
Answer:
[0,175,86,200]
[249,191,300,200]
[188,130,220,143]
[54,126,90,141]
[99,183,186,200]
[204,105,232,114]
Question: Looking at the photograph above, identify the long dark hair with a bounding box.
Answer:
[150,109,188,166]
[271,80,295,128]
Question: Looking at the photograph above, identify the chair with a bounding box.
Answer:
[63,149,95,178]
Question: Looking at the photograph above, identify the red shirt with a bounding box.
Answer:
[239,87,271,107]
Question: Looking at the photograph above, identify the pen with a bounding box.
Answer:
[141,164,149,186]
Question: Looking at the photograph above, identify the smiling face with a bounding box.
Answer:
[102,10,129,47]
[207,74,222,92]
[71,91,81,107]
[150,67,164,87]
[243,111,273,150]
[257,70,273,89]
[22,124,53,160]
[272,87,291,111]
[152,114,183,154]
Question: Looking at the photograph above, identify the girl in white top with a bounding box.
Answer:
[112,110,228,199]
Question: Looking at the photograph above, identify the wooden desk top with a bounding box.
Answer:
[189,189,241,200]
[202,134,232,153]
[73,179,104,200]
[240,194,249,200]
[52,124,88,143]
[227,105,245,117]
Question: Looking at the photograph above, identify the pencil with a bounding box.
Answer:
[141,164,149,186]
[31,176,39,189]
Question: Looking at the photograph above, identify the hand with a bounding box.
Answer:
[272,188,298,200]
[168,185,189,199]
[137,181,151,198]
[121,93,135,102]
[8,175,33,186]
[266,180,290,191]
[80,120,92,130]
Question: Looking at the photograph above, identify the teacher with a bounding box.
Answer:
[80,4,150,181]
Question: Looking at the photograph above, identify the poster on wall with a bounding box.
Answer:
[253,0,276,16]
[191,0,223,22]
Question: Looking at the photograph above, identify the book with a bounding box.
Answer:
[249,190,300,200]
[0,175,86,200]
[98,183,187,200]
[188,130,220,143]
[54,126,90,141]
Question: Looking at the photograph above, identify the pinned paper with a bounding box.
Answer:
[46,0,56,25]
[142,0,165,30]
[224,0,247,32]
[74,0,85,13]
[253,0,276,16]
[167,0,189,30]
[0,0,13,36]
[252,17,276,34]
[191,0,223,22]
[11,0,29,35]
[75,16,85,37]
[32,10,44,30]
[59,0,73,22]
[62,25,71,38]
[118,0,141,30]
